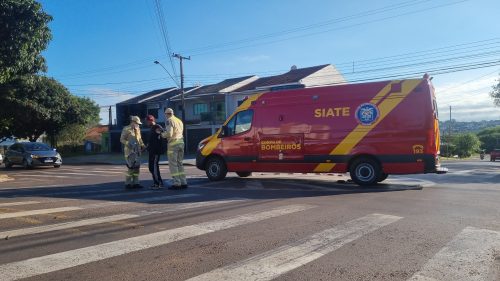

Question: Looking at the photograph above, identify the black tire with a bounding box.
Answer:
[349,157,381,186]
[377,173,389,183]
[22,159,32,169]
[54,165,61,168]
[4,159,13,168]
[205,156,227,181]
[236,171,252,178]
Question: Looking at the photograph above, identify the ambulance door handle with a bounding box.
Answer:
[244,137,252,142]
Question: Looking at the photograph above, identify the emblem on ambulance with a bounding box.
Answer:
[355,103,379,125]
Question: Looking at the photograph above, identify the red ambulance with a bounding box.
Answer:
[196,75,447,186]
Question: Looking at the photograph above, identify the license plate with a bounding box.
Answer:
[44,159,53,163]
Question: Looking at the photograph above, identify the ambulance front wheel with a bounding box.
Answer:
[205,156,227,181]
[349,157,381,186]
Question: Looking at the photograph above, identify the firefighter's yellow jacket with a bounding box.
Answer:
[120,125,145,156]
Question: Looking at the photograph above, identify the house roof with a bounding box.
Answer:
[147,86,200,103]
[169,76,256,101]
[85,125,109,144]
[190,75,256,95]
[234,64,330,92]
[117,87,177,105]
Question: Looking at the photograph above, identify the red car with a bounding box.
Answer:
[197,75,447,186]
[491,149,500,162]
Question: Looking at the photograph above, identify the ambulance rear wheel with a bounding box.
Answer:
[236,172,252,178]
[349,157,381,186]
[205,156,227,181]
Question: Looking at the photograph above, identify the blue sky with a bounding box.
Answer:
[38,0,500,123]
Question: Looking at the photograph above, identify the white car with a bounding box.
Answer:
[0,153,3,165]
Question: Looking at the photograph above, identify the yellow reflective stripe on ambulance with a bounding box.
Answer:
[313,80,421,172]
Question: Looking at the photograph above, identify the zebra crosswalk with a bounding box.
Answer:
[0,189,499,281]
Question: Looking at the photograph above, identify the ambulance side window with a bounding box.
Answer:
[235,110,253,134]
[223,110,253,137]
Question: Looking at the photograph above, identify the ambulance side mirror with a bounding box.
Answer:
[221,125,229,137]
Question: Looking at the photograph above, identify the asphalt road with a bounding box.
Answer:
[0,160,499,281]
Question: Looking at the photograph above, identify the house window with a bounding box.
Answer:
[193,103,208,115]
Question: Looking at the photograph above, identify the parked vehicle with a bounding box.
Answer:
[0,153,3,165]
[4,142,62,169]
[491,149,500,162]
[196,74,447,186]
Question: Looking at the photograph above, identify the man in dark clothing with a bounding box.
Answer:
[146,115,165,189]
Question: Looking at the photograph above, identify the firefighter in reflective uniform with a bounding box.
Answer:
[160,108,187,189]
[120,116,146,189]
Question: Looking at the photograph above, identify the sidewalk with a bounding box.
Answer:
[63,153,196,166]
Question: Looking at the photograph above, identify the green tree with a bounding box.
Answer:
[57,124,87,147]
[453,133,481,158]
[477,126,500,152]
[0,0,52,84]
[0,76,99,144]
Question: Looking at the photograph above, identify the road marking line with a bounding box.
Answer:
[79,193,200,209]
[408,226,500,281]
[36,172,97,176]
[0,207,83,220]
[17,187,118,197]
[0,201,40,207]
[0,198,248,238]
[0,194,199,220]
[0,204,314,281]
[0,214,139,238]
[15,174,71,178]
[0,184,67,190]
[187,213,402,281]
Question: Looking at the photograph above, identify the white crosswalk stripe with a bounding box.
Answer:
[0,198,248,238]
[408,226,500,281]
[0,201,40,207]
[0,206,83,219]
[187,213,402,281]
[0,204,315,281]
[0,193,199,220]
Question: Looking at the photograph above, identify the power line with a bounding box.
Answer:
[153,0,178,81]
[183,0,434,53]
[65,77,169,87]
[187,0,470,56]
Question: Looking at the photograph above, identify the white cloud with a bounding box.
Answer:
[435,76,499,121]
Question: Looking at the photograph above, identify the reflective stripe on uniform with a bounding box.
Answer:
[171,172,185,177]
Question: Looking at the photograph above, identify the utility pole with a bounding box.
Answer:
[108,106,112,127]
[172,53,190,147]
[448,105,452,156]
